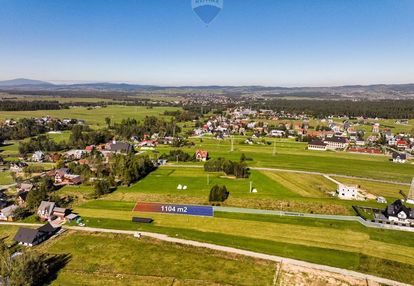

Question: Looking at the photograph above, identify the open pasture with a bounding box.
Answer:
[0,105,181,127]
[70,207,414,284]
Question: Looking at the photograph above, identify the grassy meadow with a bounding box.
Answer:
[0,105,180,128]
[67,206,414,284]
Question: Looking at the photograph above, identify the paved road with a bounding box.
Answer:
[1,222,410,286]
[165,164,410,186]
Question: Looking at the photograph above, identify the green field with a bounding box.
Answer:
[0,105,181,127]
[0,170,14,185]
[155,137,414,183]
[69,206,414,284]
[31,229,275,286]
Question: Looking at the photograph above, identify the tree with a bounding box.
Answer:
[94,179,111,197]
[26,183,49,211]
[0,240,49,286]
[209,185,229,203]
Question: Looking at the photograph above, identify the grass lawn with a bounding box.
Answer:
[0,170,13,185]
[38,231,276,286]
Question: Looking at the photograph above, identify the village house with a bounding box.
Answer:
[0,205,18,221]
[37,201,56,221]
[269,130,285,137]
[195,150,209,162]
[336,184,360,200]
[372,123,380,133]
[106,140,134,154]
[9,162,28,173]
[17,191,29,207]
[396,139,409,150]
[392,152,407,163]
[31,151,45,162]
[138,140,157,148]
[307,140,327,151]
[64,149,86,160]
[384,200,414,225]
[14,222,61,247]
[48,168,81,186]
[324,136,349,150]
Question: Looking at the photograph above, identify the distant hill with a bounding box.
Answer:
[1,78,414,99]
[0,78,53,87]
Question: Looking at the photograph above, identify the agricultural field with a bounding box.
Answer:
[68,206,414,284]
[0,105,181,128]
[165,137,414,183]
[102,166,390,215]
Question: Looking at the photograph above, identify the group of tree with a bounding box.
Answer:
[68,125,112,149]
[163,110,201,122]
[108,153,156,186]
[209,185,230,203]
[254,99,414,119]
[160,150,194,162]
[112,116,180,140]
[0,239,70,286]
[19,135,64,155]
[204,157,249,178]
[0,100,61,111]
[0,119,49,141]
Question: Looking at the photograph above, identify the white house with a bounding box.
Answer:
[337,184,359,200]
[392,152,406,164]
[32,151,45,162]
[269,130,285,137]
[308,140,327,151]
[324,136,349,150]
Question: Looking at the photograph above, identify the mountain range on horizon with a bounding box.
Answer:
[1,78,414,98]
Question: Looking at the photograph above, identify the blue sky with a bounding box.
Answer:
[0,0,413,86]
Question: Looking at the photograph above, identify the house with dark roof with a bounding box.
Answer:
[106,140,133,154]
[14,222,60,247]
[324,136,349,150]
[308,139,327,151]
[0,205,18,221]
[392,152,407,164]
[37,201,56,221]
[384,200,414,225]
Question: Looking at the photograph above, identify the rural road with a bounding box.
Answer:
[1,222,411,286]
[165,164,411,186]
